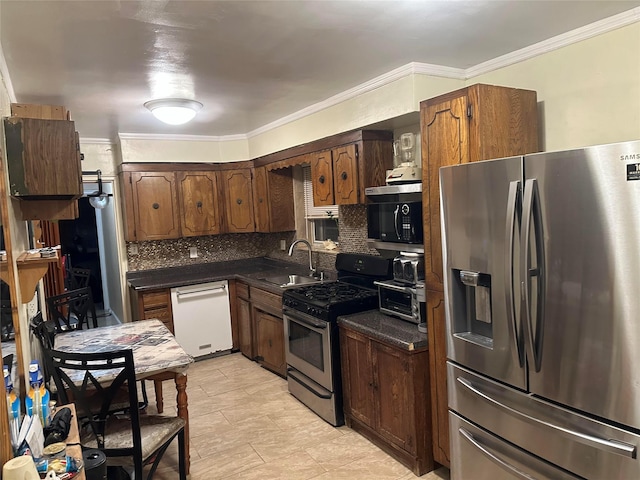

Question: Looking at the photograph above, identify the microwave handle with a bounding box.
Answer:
[394,204,401,240]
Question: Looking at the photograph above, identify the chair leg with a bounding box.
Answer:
[139,380,149,410]
[154,380,163,414]
[178,428,186,480]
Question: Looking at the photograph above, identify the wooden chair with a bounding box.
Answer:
[67,267,91,291]
[45,348,186,480]
[46,287,98,332]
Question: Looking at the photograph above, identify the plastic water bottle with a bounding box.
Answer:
[3,366,21,448]
[25,360,50,427]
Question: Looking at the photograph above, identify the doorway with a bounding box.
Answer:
[57,180,124,324]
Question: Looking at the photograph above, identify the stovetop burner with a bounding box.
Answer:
[297,282,375,304]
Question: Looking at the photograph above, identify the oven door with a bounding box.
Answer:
[283,308,333,390]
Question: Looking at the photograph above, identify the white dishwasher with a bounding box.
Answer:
[170,280,233,359]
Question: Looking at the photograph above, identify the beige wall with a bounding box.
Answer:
[469,22,640,151]
[112,22,639,167]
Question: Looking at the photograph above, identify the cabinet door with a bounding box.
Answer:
[422,94,470,291]
[252,166,270,233]
[139,289,174,334]
[254,309,286,377]
[266,169,295,232]
[372,341,416,455]
[5,117,82,198]
[237,297,253,359]
[177,171,220,237]
[310,150,334,206]
[426,288,450,467]
[130,172,180,241]
[332,144,359,205]
[340,328,375,427]
[221,169,255,233]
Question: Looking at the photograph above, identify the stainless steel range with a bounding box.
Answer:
[282,253,392,426]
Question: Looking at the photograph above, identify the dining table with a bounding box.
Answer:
[53,319,194,474]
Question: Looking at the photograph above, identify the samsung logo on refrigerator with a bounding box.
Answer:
[620,154,640,161]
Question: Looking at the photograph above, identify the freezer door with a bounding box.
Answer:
[449,362,640,480]
[522,140,640,429]
[450,412,580,480]
[440,156,526,389]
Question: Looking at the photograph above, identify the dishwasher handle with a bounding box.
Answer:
[175,285,227,298]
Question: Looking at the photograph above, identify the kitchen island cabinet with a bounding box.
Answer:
[420,83,539,467]
[339,311,433,476]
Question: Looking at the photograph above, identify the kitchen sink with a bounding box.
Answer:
[260,274,323,288]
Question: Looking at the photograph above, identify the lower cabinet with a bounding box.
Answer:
[253,309,286,376]
[232,281,286,377]
[130,287,174,333]
[340,325,434,476]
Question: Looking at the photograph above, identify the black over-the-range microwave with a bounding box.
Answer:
[365,183,423,248]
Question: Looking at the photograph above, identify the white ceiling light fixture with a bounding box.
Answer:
[144,98,203,125]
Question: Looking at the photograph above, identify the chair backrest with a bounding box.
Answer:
[45,348,143,463]
[67,267,91,290]
[2,353,13,374]
[46,287,98,332]
[29,311,57,389]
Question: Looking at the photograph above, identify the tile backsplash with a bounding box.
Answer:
[127,204,380,272]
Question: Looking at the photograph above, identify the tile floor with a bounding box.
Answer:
[143,352,450,480]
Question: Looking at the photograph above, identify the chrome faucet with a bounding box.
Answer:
[288,239,316,276]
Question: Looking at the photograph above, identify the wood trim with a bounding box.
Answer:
[119,160,255,174]
[255,129,393,168]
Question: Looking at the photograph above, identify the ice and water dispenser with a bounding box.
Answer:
[451,269,494,348]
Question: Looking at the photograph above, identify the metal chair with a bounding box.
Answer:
[45,348,186,480]
[46,287,98,332]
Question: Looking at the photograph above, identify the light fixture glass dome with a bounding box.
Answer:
[144,98,203,125]
[89,193,109,210]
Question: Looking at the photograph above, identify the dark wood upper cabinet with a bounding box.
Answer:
[177,171,221,237]
[122,171,181,241]
[310,150,335,206]
[221,169,255,233]
[4,117,82,199]
[253,166,295,233]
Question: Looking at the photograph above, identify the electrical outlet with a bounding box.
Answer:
[189,246,198,258]
[280,240,287,251]
[129,244,139,255]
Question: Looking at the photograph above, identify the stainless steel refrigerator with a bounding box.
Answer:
[440,140,640,479]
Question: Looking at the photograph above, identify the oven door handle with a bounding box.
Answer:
[288,368,332,399]
[285,313,327,330]
[374,280,414,293]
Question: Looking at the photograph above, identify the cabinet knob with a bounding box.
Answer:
[259,198,264,203]
[341,171,347,181]
[236,198,243,205]
[319,175,325,184]
[152,203,159,210]
[196,201,203,209]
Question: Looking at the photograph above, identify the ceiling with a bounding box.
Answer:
[1,1,638,141]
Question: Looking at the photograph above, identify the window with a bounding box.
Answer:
[303,166,339,245]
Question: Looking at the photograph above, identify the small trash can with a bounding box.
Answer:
[82,448,107,480]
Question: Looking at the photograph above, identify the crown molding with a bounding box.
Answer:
[79,137,114,145]
[466,7,640,79]
[117,132,248,142]
[247,62,466,138]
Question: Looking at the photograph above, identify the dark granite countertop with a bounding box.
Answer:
[126,257,335,295]
[338,310,428,352]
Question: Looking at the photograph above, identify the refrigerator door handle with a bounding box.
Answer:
[457,376,637,458]
[505,180,524,367]
[458,427,536,480]
[522,179,546,372]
